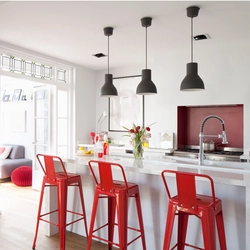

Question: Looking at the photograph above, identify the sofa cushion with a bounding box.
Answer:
[8,145,25,159]
[0,146,12,159]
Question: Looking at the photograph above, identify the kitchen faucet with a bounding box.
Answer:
[199,115,228,165]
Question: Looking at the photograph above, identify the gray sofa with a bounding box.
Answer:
[0,144,32,179]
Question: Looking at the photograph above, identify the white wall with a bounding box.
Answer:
[74,65,96,147]
[95,40,250,153]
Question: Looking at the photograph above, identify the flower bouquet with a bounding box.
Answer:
[123,123,153,159]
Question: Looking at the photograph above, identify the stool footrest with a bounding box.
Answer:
[39,209,86,228]
[171,242,204,250]
[92,222,144,248]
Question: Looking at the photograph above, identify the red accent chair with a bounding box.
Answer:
[161,170,227,250]
[32,154,88,250]
[87,160,147,250]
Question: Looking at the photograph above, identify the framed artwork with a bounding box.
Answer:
[108,75,144,132]
[12,89,22,101]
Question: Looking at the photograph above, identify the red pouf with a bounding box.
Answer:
[11,166,32,186]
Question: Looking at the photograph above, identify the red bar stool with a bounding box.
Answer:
[161,170,227,250]
[32,154,88,250]
[87,160,147,250]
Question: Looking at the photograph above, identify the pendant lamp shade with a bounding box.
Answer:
[100,27,118,97]
[180,6,205,91]
[100,74,118,96]
[136,69,157,94]
[180,62,204,91]
[136,17,157,95]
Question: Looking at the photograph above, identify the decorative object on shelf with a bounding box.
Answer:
[1,89,6,101]
[180,6,205,91]
[21,95,27,101]
[160,132,174,149]
[76,148,94,156]
[143,139,149,148]
[137,17,157,95]
[12,89,22,101]
[123,123,152,159]
[103,139,111,155]
[2,94,10,102]
[97,111,107,133]
[90,132,96,144]
[100,27,118,97]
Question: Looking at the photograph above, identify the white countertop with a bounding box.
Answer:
[67,150,250,187]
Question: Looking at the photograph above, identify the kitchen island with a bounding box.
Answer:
[47,150,250,250]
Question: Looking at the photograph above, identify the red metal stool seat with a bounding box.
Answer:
[87,160,147,250]
[161,170,227,250]
[32,154,88,250]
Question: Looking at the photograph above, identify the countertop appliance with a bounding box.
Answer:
[173,147,243,162]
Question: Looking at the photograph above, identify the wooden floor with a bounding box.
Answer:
[0,181,109,250]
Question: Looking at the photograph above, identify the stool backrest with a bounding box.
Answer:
[36,154,68,180]
[88,160,128,193]
[161,170,216,212]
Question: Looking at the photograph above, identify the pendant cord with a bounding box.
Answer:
[145,27,148,69]
[108,35,110,74]
[191,17,193,62]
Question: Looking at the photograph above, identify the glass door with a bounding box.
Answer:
[32,86,51,190]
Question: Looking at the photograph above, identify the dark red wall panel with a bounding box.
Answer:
[177,105,243,149]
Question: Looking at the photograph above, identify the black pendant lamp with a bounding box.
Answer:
[180,6,205,91]
[100,27,118,97]
[136,17,157,95]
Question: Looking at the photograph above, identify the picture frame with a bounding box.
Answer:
[12,89,22,101]
[3,94,10,102]
[108,75,144,132]
[1,89,6,101]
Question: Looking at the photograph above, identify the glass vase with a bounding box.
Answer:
[133,141,143,159]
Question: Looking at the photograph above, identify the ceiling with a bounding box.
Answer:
[0,1,249,71]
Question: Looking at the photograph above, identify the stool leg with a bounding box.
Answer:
[117,191,128,250]
[58,180,68,250]
[201,209,216,250]
[134,191,147,250]
[77,179,88,239]
[177,212,189,250]
[162,203,176,250]
[87,191,99,250]
[216,211,227,250]
[32,179,46,249]
[108,196,116,250]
